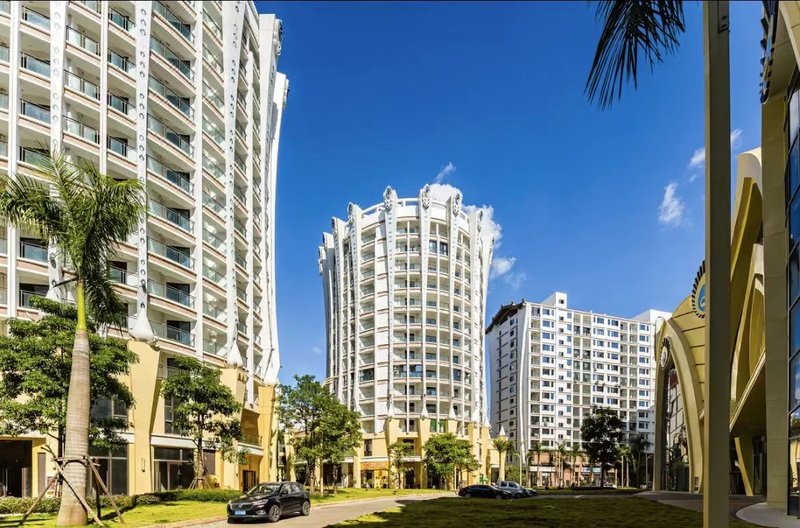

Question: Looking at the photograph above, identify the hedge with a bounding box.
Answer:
[0,489,240,515]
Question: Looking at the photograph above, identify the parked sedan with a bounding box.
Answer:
[496,480,529,498]
[227,482,310,523]
[458,484,512,499]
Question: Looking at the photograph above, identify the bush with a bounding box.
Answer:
[134,494,162,506]
[148,488,242,503]
[0,496,61,515]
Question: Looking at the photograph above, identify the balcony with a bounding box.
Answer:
[108,93,133,117]
[203,82,223,112]
[147,156,193,194]
[107,137,135,161]
[0,141,7,157]
[64,71,99,101]
[233,182,247,204]
[202,9,222,42]
[203,302,225,321]
[150,75,193,119]
[154,1,193,43]
[240,433,261,446]
[19,147,48,166]
[108,7,134,33]
[0,45,8,63]
[202,192,224,216]
[234,218,246,238]
[21,5,49,30]
[234,250,247,269]
[148,114,193,156]
[203,45,222,75]
[203,264,224,284]
[20,53,49,78]
[66,26,100,56]
[148,199,193,233]
[150,36,193,81]
[237,320,247,335]
[19,290,44,308]
[108,50,135,76]
[202,228,226,252]
[148,238,194,269]
[202,157,224,181]
[0,1,8,15]
[202,118,224,143]
[149,279,194,308]
[19,241,47,262]
[152,321,193,346]
[20,100,49,123]
[64,116,99,144]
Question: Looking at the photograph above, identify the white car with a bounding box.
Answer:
[495,480,529,498]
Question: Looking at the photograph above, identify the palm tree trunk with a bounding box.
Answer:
[57,282,90,526]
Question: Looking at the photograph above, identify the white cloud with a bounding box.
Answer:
[311,346,322,356]
[434,161,456,183]
[658,182,687,227]
[687,173,700,183]
[504,271,527,290]
[490,256,516,279]
[687,128,744,170]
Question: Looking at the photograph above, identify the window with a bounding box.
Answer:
[89,445,129,495]
[364,439,373,456]
[439,242,448,255]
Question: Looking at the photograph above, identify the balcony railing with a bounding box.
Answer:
[19,290,45,308]
[108,50,135,75]
[202,9,222,41]
[202,118,224,143]
[203,264,223,283]
[148,199,193,233]
[108,7,134,32]
[233,183,247,204]
[202,157,224,181]
[203,82,223,111]
[203,44,222,74]
[108,93,133,116]
[152,321,194,346]
[236,287,246,302]
[234,250,247,269]
[150,36,193,80]
[202,228,226,252]
[154,1,193,42]
[237,321,247,335]
[20,53,50,77]
[240,433,261,446]
[66,26,100,56]
[147,237,194,268]
[149,279,194,308]
[203,302,225,320]
[64,71,99,100]
[147,156,193,194]
[148,114,193,156]
[19,241,47,262]
[149,75,193,118]
[0,1,9,15]
[202,191,224,215]
[64,116,99,144]
[107,137,135,160]
[78,1,100,13]
[203,340,223,355]
[19,147,48,166]
[234,218,246,237]
[0,45,8,62]
[0,141,7,157]
[21,6,49,29]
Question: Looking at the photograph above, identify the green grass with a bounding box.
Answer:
[311,487,446,505]
[330,497,760,528]
[0,501,223,528]
[535,487,640,495]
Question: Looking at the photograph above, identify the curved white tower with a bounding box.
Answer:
[320,184,494,471]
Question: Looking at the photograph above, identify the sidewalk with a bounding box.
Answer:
[736,503,800,528]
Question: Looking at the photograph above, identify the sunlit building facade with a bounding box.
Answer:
[0,0,287,497]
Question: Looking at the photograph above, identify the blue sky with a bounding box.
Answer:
[258,1,765,382]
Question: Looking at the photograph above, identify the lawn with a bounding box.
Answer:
[311,487,447,505]
[535,487,640,495]
[331,497,760,528]
[0,501,223,528]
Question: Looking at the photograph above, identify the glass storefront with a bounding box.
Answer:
[89,445,128,496]
[153,447,194,491]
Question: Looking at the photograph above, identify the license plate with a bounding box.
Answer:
[234,510,246,516]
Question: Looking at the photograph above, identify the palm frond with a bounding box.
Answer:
[0,173,64,238]
[586,0,685,109]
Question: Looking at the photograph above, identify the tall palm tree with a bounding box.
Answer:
[493,437,514,481]
[618,445,632,488]
[569,444,582,486]
[530,440,542,487]
[556,442,568,487]
[585,1,686,110]
[0,151,143,526]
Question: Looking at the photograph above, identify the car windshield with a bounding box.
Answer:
[247,483,281,495]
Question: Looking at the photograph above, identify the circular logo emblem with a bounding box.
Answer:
[691,261,707,319]
[659,338,671,369]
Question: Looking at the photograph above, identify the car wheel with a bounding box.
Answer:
[267,504,281,523]
[301,500,311,516]
[494,494,502,500]
[464,492,471,498]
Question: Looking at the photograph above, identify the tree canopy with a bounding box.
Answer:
[580,407,624,486]
[389,440,414,489]
[423,432,478,489]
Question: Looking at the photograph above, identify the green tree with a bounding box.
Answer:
[319,400,362,495]
[160,356,245,487]
[529,440,543,487]
[556,441,568,487]
[0,297,137,456]
[492,437,514,481]
[389,440,414,489]
[569,443,582,487]
[423,432,478,490]
[0,152,143,526]
[629,433,651,487]
[580,407,624,487]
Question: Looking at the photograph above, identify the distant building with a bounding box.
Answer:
[486,293,669,485]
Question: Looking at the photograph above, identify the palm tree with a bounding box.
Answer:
[530,440,542,487]
[556,442,568,488]
[629,434,651,488]
[569,444,582,487]
[618,445,632,488]
[493,437,514,481]
[0,151,143,526]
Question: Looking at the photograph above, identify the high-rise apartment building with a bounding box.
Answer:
[487,292,669,483]
[319,184,497,487]
[0,0,287,497]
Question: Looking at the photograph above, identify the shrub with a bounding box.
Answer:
[148,489,242,503]
[0,497,61,515]
[134,494,162,506]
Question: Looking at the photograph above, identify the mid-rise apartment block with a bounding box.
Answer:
[487,293,669,473]
[0,0,287,498]
[319,184,498,487]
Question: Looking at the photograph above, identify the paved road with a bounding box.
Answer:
[204,493,451,528]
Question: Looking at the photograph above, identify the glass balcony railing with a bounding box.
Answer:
[150,36,193,80]
[202,9,222,41]
[203,264,223,283]
[237,320,247,335]
[108,50,135,75]
[202,228,226,252]
[64,71,99,100]
[109,267,129,284]
[154,1,193,42]
[108,8,134,32]
[21,6,49,29]
[79,1,100,13]
[66,26,100,56]
[0,1,9,15]
[19,290,45,308]
[202,118,224,144]
[19,241,47,262]
[203,302,224,320]
[19,147,48,166]
[148,114,193,156]
[148,199,193,233]
[107,137,135,160]
[21,99,50,122]
[235,120,246,140]
[149,279,194,308]
[63,116,99,144]
[147,237,194,268]
[236,287,246,302]
[203,82,223,111]
[203,340,223,356]
[233,183,247,204]
[152,321,194,346]
[147,156,193,194]
[149,75,193,118]
[234,151,247,171]
[234,218,246,237]
[0,93,8,110]
[202,157,224,181]
[202,191,224,215]
[20,53,50,77]
[203,44,222,75]
[234,250,247,269]
[108,93,133,117]
[0,141,8,157]
[0,45,7,63]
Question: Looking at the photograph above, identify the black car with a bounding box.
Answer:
[457,484,512,499]
[227,482,310,523]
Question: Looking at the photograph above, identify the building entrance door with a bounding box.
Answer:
[0,440,32,497]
